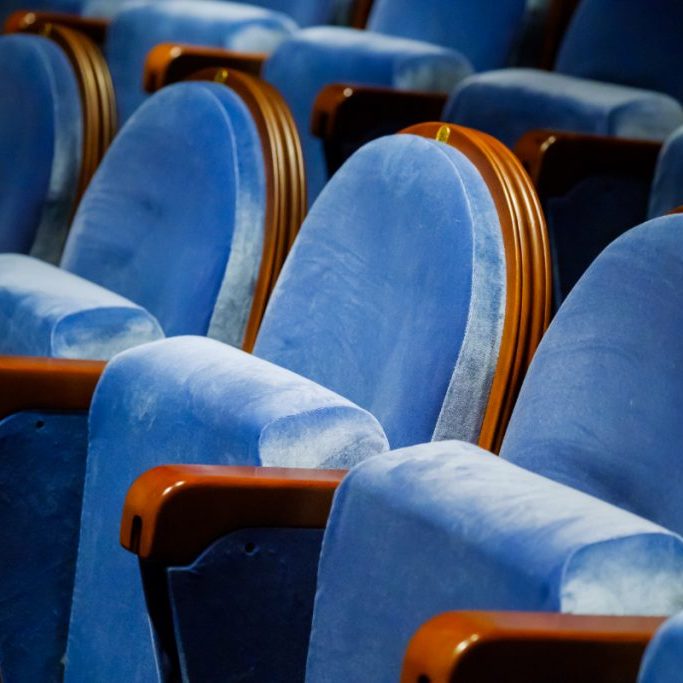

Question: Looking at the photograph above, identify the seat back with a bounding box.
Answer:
[60,82,266,341]
[649,126,683,219]
[638,612,683,683]
[367,0,527,70]
[501,214,683,534]
[0,35,82,263]
[556,0,683,102]
[253,133,509,448]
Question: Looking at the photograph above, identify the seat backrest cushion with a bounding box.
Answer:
[638,612,683,683]
[367,0,527,70]
[60,82,266,342]
[0,35,82,263]
[254,134,507,448]
[556,0,683,102]
[106,0,297,123]
[501,214,683,535]
[649,126,683,219]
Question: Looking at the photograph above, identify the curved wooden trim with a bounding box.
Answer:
[401,123,550,452]
[401,611,663,683]
[538,0,581,70]
[349,0,375,28]
[669,205,683,215]
[144,43,266,93]
[5,10,109,46]
[120,465,344,565]
[0,356,105,420]
[185,67,306,351]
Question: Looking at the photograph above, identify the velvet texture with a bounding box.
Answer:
[0,35,82,263]
[0,254,163,359]
[367,0,526,71]
[307,443,683,683]
[0,412,88,683]
[106,1,297,122]
[502,215,683,535]
[446,69,683,149]
[555,0,683,103]
[264,28,471,202]
[61,82,266,344]
[649,126,683,218]
[638,612,683,683]
[66,134,508,678]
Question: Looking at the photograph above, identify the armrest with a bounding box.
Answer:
[0,355,105,419]
[5,10,109,45]
[312,83,447,175]
[514,129,662,196]
[144,43,266,93]
[121,465,344,565]
[0,254,163,360]
[401,611,664,683]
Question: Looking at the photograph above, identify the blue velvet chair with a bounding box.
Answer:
[124,212,683,682]
[61,126,547,680]
[446,0,683,149]
[0,79,279,682]
[0,34,82,263]
[637,613,683,683]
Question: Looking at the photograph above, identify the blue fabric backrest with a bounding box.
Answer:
[367,0,527,70]
[59,82,266,340]
[638,612,683,683]
[649,126,683,219]
[0,35,81,262]
[501,214,683,535]
[556,0,683,103]
[236,0,347,26]
[253,134,506,448]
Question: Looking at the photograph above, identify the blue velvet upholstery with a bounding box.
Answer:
[555,0,683,103]
[446,69,683,149]
[61,81,267,345]
[0,254,163,359]
[106,1,297,122]
[264,28,472,201]
[638,613,683,683]
[649,126,683,218]
[307,443,683,683]
[0,412,88,683]
[65,134,508,678]
[502,214,683,535]
[0,35,82,263]
[367,0,526,71]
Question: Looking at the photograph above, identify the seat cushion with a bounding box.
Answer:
[263,26,471,201]
[367,0,526,71]
[555,0,683,103]
[106,0,297,122]
[0,35,82,263]
[61,82,266,344]
[501,214,683,535]
[446,68,683,149]
[254,134,506,447]
[0,254,163,359]
[306,442,683,683]
[649,126,683,218]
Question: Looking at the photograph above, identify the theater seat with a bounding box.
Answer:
[446,0,683,148]
[638,613,683,683]
[0,34,82,263]
[123,212,683,681]
[64,126,547,680]
[0,77,304,682]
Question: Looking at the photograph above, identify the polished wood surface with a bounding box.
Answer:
[144,43,266,93]
[0,356,105,420]
[402,611,664,683]
[312,84,447,175]
[121,465,344,565]
[403,123,550,452]
[5,10,109,46]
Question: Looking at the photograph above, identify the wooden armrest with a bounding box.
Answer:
[402,611,664,683]
[5,10,109,45]
[514,129,662,197]
[144,43,266,93]
[0,356,105,420]
[312,83,447,140]
[121,465,345,565]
